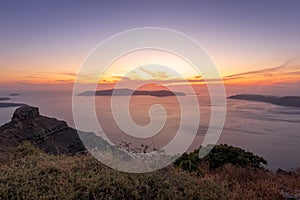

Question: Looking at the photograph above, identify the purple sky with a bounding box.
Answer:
[0,0,299,95]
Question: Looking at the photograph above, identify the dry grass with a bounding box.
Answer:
[0,143,299,199]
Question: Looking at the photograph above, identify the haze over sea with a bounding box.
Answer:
[0,89,299,171]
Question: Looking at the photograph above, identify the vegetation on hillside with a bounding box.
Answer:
[0,142,299,199]
[174,144,267,175]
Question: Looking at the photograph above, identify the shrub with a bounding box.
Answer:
[204,144,267,170]
[174,144,267,172]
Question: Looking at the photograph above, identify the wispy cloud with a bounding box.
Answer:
[224,60,292,79]
[15,60,299,87]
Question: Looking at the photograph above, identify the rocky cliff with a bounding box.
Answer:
[0,105,87,155]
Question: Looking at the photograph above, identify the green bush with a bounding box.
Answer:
[204,144,267,170]
[174,144,267,173]
[173,149,204,175]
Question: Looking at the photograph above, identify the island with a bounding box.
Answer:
[9,93,19,96]
[0,102,26,108]
[78,88,185,97]
[229,94,300,107]
[0,98,10,101]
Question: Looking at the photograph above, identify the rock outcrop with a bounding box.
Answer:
[0,105,87,155]
[0,105,133,161]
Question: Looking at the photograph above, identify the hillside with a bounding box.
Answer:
[0,143,299,199]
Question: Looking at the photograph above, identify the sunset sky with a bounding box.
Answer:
[0,0,299,94]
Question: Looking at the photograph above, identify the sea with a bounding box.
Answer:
[0,89,299,171]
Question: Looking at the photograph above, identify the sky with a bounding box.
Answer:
[0,0,299,94]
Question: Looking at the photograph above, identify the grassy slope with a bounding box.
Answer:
[0,143,299,200]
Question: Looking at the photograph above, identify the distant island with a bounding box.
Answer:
[78,88,185,97]
[229,94,300,107]
[0,98,10,101]
[0,103,26,108]
[0,96,25,107]
[9,93,19,96]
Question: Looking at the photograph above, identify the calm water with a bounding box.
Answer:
[0,90,299,171]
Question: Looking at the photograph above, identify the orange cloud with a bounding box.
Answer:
[1,60,300,90]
